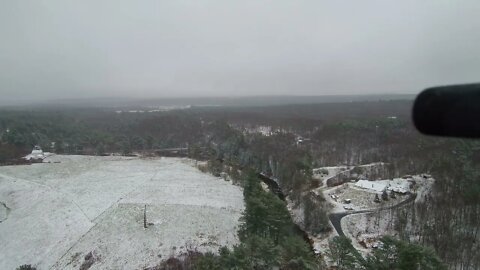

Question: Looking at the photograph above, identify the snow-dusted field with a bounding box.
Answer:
[0,155,244,270]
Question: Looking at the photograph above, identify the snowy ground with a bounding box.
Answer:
[341,175,434,253]
[0,155,244,270]
[308,165,434,257]
[342,210,399,252]
[325,183,408,212]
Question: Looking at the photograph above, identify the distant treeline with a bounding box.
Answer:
[1,100,478,268]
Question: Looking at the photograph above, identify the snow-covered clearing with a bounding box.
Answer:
[307,167,434,258]
[0,155,244,270]
[340,175,434,253]
[326,183,407,212]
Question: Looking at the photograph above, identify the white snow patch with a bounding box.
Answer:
[0,155,244,270]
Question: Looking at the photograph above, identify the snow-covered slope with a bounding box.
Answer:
[0,155,244,270]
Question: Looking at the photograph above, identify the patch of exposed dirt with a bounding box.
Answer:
[0,202,10,222]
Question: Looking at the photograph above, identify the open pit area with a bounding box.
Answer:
[0,155,244,270]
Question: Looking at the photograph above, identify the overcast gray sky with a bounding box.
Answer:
[1,0,479,103]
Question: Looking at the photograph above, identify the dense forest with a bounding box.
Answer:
[1,100,478,269]
[151,172,320,270]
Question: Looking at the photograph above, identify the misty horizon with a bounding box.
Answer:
[0,93,417,108]
[1,1,479,103]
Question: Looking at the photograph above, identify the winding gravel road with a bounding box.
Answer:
[328,193,417,237]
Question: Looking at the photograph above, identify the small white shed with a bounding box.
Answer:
[24,145,45,161]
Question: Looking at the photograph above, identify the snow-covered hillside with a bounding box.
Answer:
[0,155,244,270]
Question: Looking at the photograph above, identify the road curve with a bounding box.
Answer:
[328,193,417,237]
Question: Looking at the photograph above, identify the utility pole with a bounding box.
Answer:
[143,204,147,229]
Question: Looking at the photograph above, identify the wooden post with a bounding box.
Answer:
[144,204,147,229]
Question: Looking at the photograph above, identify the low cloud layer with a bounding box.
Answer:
[1,1,479,103]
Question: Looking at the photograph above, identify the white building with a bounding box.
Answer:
[386,178,410,194]
[355,180,388,193]
[24,145,45,161]
[356,178,411,194]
